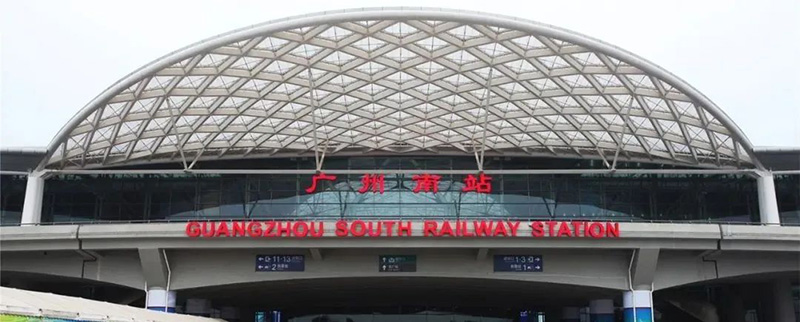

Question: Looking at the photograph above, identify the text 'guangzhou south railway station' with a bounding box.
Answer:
[1,7,798,322]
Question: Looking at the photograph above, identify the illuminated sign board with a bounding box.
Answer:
[255,255,305,272]
[378,255,417,272]
[494,255,543,272]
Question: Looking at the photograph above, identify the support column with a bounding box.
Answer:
[146,287,176,312]
[561,306,580,322]
[623,290,653,322]
[589,299,614,322]
[772,279,796,322]
[20,172,45,225]
[757,171,781,224]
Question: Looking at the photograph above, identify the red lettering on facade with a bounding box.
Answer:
[606,222,620,238]
[358,174,385,194]
[247,222,262,237]
[183,220,620,239]
[335,221,348,237]
[293,221,309,237]
[398,221,412,236]
[351,220,367,237]
[305,172,337,193]
[507,221,520,237]
[531,221,545,237]
[473,221,493,236]
[439,221,454,237]
[423,221,438,236]
[232,221,246,237]
[412,174,441,193]
[462,173,492,193]
[588,222,604,238]
[186,221,201,237]
[215,222,229,237]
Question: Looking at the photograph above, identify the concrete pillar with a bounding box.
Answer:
[146,288,176,313]
[561,306,580,322]
[772,279,796,322]
[20,172,45,225]
[589,299,614,322]
[623,290,653,322]
[757,172,781,224]
[186,298,212,317]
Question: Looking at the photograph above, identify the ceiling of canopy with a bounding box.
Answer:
[43,8,759,170]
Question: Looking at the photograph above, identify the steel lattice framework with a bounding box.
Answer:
[42,8,760,170]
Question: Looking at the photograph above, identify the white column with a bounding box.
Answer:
[20,172,45,225]
[772,279,796,322]
[756,171,781,224]
[146,288,176,313]
[623,290,653,322]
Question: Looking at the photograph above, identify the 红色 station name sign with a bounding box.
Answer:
[185,220,620,238]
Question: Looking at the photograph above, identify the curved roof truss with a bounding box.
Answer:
[42,8,760,170]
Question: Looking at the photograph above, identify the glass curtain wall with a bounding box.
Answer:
[0,175,27,225]
[38,171,759,223]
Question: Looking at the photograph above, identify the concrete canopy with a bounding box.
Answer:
[43,8,760,170]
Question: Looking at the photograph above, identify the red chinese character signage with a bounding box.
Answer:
[305,172,337,193]
[412,174,441,193]
[358,174,385,194]
[462,173,492,194]
[304,173,492,194]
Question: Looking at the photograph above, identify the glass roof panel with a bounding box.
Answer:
[47,10,756,169]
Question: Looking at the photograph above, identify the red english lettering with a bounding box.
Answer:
[571,221,584,237]
[546,221,558,237]
[606,222,620,238]
[367,222,383,237]
[247,222,262,237]
[215,222,230,237]
[277,221,292,237]
[201,222,215,238]
[398,221,412,236]
[335,221,348,237]
[493,221,508,237]
[264,221,276,237]
[588,222,604,238]
[351,220,366,237]
[531,221,544,237]
[473,221,493,237]
[507,221,521,237]
[232,221,246,237]
[309,222,324,237]
[293,221,309,237]
[460,221,474,237]
[557,222,572,237]
[423,221,438,237]
[439,221,453,237]
[186,221,201,237]
[383,221,395,237]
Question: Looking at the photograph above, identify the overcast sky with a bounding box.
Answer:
[1,0,798,149]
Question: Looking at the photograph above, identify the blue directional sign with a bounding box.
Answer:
[493,255,543,272]
[256,255,305,272]
[378,255,417,272]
